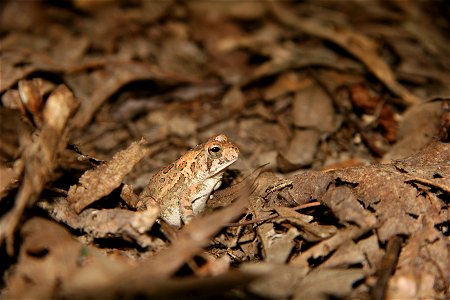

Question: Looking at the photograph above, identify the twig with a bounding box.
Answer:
[291,201,322,211]
[226,215,278,227]
[226,202,321,227]
[370,235,403,300]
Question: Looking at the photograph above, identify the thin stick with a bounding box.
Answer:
[226,202,322,227]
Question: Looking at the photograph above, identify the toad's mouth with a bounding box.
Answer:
[208,156,239,176]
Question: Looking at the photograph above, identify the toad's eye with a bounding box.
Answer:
[208,145,222,154]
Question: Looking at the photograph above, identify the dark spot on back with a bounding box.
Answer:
[178,160,187,171]
[162,164,174,174]
[190,162,196,173]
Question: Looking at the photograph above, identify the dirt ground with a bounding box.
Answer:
[0,1,449,299]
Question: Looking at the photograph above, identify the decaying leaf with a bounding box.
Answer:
[68,62,190,130]
[38,197,159,248]
[293,269,365,300]
[268,1,421,105]
[0,85,79,254]
[67,138,150,213]
[3,217,133,299]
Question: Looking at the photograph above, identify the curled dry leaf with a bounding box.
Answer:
[268,1,421,105]
[290,225,369,268]
[349,83,398,143]
[0,49,62,93]
[293,269,365,300]
[390,219,449,295]
[0,85,79,255]
[18,79,44,124]
[242,263,308,299]
[318,234,382,272]
[68,62,191,130]
[222,85,246,113]
[209,164,265,210]
[321,185,377,228]
[292,84,336,132]
[261,226,300,264]
[383,101,442,161]
[68,138,150,213]
[289,170,333,206]
[286,140,448,298]
[264,72,312,101]
[39,196,159,248]
[248,46,363,88]
[274,206,337,242]
[278,128,320,170]
[2,90,25,115]
[3,217,132,299]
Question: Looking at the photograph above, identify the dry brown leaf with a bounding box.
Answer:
[67,138,150,213]
[38,197,159,248]
[293,269,365,300]
[242,263,308,298]
[321,185,377,228]
[383,222,448,298]
[290,225,369,268]
[318,234,382,273]
[0,85,79,254]
[3,217,132,299]
[268,1,421,105]
[292,84,336,132]
[0,49,62,93]
[1,89,25,115]
[335,165,445,241]
[264,72,312,101]
[189,1,266,21]
[278,128,320,170]
[222,85,246,113]
[349,83,398,143]
[287,140,448,296]
[17,79,45,124]
[274,206,337,242]
[383,101,442,161]
[261,225,300,264]
[289,170,333,206]
[248,46,364,87]
[68,62,190,130]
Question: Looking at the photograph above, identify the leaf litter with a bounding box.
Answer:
[0,1,448,299]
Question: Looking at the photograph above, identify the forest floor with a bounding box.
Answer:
[0,1,449,299]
